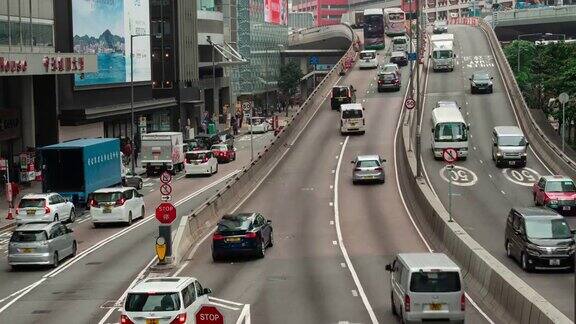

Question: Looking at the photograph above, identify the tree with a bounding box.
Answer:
[278,61,303,109]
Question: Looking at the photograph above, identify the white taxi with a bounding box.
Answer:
[90,187,145,227]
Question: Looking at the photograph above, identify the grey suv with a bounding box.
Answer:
[8,221,77,269]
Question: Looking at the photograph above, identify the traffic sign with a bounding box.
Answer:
[309,55,319,65]
[559,92,569,104]
[161,195,171,201]
[196,305,224,324]
[160,171,172,184]
[405,98,416,110]
[155,202,177,224]
[160,183,172,196]
[442,148,458,164]
[408,52,417,61]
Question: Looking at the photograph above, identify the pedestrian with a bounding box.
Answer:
[230,115,238,135]
[10,180,19,209]
[237,112,243,128]
[133,129,141,167]
[122,140,133,165]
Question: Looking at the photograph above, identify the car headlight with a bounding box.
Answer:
[525,243,542,255]
[549,200,559,205]
[522,152,528,156]
[471,81,476,86]
[496,152,502,157]
[569,245,576,254]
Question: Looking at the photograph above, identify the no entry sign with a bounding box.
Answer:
[196,305,224,324]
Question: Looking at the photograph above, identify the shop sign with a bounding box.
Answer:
[0,53,96,76]
[0,110,20,141]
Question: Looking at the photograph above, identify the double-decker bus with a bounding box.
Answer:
[363,8,384,50]
[384,8,406,37]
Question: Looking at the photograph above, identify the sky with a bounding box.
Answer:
[72,0,125,37]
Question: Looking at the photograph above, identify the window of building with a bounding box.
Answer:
[0,21,8,45]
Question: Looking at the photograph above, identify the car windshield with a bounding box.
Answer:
[388,13,404,21]
[212,145,227,151]
[473,74,490,81]
[525,218,572,239]
[436,102,458,109]
[433,50,453,59]
[218,216,252,232]
[186,152,210,160]
[380,73,396,81]
[357,160,380,168]
[393,38,406,44]
[342,109,363,119]
[383,66,397,73]
[434,122,467,142]
[498,136,526,146]
[10,230,48,242]
[125,292,181,312]
[435,21,447,27]
[545,180,576,192]
[93,192,123,203]
[18,199,45,208]
[332,87,349,97]
[364,15,383,38]
[410,271,461,292]
[360,52,375,59]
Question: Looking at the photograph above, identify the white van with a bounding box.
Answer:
[392,36,409,52]
[386,253,465,324]
[431,106,469,160]
[340,103,365,135]
[359,50,378,69]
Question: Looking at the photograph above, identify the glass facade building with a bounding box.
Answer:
[233,0,288,100]
[0,0,54,51]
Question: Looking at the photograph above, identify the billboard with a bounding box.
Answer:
[72,0,151,87]
[264,0,288,25]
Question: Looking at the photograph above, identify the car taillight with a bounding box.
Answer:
[354,168,361,172]
[543,195,550,204]
[378,80,383,84]
[213,233,224,240]
[120,315,134,324]
[244,232,257,239]
[404,294,410,312]
[15,208,19,214]
[44,205,51,214]
[461,293,466,311]
[185,158,191,164]
[170,313,187,324]
[202,158,209,163]
[115,198,126,206]
[90,199,98,207]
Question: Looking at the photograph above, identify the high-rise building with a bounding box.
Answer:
[292,0,349,26]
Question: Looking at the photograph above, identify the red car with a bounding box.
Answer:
[211,144,236,163]
[533,175,576,215]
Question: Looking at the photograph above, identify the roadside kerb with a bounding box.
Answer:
[397,46,572,323]
[172,39,358,265]
[478,20,576,179]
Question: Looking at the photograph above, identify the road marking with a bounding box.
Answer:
[502,167,540,187]
[439,165,478,187]
[335,155,339,159]
[479,160,483,164]
[332,169,336,174]
[0,278,46,314]
[78,218,91,224]
[335,136,378,323]
[340,263,346,268]
[351,290,358,297]
[330,220,335,225]
[489,174,493,178]
[501,190,506,195]
[209,300,240,311]
[330,185,334,190]
[333,240,338,245]
[329,202,334,207]
[473,146,477,150]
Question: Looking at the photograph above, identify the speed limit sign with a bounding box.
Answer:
[405,98,416,110]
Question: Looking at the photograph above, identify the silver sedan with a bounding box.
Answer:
[351,155,386,184]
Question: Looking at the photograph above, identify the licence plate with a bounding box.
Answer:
[21,248,32,253]
[103,206,112,213]
[27,209,36,215]
[429,303,442,311]
[225,237,241,243]
[550,259,560,266]
[146,320,159,324]
[193,161,199,165]
[509,160,516,165]
[563,206,571,211]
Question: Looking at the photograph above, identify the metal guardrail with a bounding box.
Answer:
[494,4,576,23]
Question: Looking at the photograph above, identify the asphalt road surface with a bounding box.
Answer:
[420,25,574,318]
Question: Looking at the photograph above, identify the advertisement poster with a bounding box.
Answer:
[264,0,288,25]
[72,0,150,86]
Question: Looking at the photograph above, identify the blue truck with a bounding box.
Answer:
[40,138,122,205]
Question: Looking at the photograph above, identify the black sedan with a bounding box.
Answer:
[470,72,494,94]
[390,51,408,66]
[212,213,273,261]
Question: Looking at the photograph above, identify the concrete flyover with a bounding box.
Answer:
[288,24,355,50]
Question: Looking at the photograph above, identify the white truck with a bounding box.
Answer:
[430,34,455,72]
[141,132,185,176]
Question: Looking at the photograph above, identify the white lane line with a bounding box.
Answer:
[501,190,506,195]
[489,174,493,178]
[209,296,244,306]
[78,218,91,224]
[0,278,46,314]
[333,240,338,246]
[335,136,379,323]
[209,301,240,311]
[479,160,483,164]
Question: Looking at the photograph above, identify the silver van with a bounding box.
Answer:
[492,126,528,167]
[386,253,465,323]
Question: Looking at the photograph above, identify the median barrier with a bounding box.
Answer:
[172,41,357,266]
[397,59,572,323]
[478,19,576,179]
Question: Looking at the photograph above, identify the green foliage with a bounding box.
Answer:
[278,61,303,99]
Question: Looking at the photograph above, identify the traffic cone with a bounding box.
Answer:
[6,207,13,220]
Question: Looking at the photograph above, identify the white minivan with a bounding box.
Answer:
[392,35,409,52]
[122,277,212,324]
[340,103,365,135]
[431,106,469,160]
[386,253,465,324]
[90,187,145,227]
[359,50,378,69]
[184,150,218,176]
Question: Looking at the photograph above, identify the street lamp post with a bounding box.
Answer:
[559,93,570,153]
[415,0,423,178]
[207,36,218,129]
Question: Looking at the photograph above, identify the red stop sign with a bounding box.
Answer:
[196,305,224,324]
[155,202,176,224]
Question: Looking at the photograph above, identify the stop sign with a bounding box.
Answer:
[196,305,224,324]
[155,202,176,224]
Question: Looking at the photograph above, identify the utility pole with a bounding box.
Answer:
[415,0,422,178]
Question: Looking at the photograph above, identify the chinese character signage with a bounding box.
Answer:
[264,0,288,25]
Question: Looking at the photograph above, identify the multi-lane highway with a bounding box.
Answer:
[420,24,574,319]
[0,132,274,323]
[87,37,493,323]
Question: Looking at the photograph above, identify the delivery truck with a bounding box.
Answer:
[141,132,185,176]
[430,33,455,72]
[40,138,122,206]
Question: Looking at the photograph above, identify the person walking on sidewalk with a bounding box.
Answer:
[10,180,19,210]
[230,115,238,135]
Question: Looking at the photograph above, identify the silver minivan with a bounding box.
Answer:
[492,126,528,167]
[8,221,76,269]
[386,253,465,323]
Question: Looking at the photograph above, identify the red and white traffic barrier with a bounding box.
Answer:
[448,17,479,26]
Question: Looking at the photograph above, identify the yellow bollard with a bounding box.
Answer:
[155,236,167,263]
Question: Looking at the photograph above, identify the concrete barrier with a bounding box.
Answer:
[478,19,576,179]
[172,39,358,266]
[397,57,572,324]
